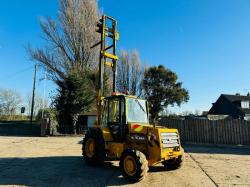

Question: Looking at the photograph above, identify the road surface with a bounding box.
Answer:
[0,136,250,187]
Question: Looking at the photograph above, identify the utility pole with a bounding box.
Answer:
[42,70,46,119]
[30,64,38,131]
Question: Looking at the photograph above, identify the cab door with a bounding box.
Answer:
[107,97,126,142]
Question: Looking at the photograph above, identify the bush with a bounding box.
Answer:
[36,108,58,134]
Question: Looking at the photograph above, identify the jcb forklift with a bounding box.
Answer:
[82,15,184,182]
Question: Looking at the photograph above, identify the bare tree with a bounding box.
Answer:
[28,0,99,81]
[0,89,22,116]
[0,104,3,115]
[26,93,48,116]
[116,50,145,96]
[194,109,201,115]
[27,0,99,134]
[182,111,193,116]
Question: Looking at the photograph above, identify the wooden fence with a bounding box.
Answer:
[161,119,250,145]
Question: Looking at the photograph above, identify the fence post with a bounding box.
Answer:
[212,120,216,144]
[181,119,185,143]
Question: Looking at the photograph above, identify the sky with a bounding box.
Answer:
[1,0,250,114]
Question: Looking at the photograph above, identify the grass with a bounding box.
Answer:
[0,115,30,121]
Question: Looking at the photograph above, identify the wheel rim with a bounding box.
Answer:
[124,155,137,176]
[85,138,95,158]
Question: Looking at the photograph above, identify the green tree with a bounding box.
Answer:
[53,69,96,134]
[28,0,99,133]
[143,65,189,121]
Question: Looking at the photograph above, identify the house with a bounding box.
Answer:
[208,94,250,120]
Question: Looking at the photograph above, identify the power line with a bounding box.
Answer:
[0,65,34,82]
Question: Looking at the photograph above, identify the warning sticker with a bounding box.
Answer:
[132,124,143,132]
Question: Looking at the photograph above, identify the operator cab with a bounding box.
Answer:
[101,93,149,142]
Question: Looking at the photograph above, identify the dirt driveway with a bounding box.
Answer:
[0,136,250,187]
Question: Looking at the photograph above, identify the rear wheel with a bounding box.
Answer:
[82,128,105,166]
[119,149,148,182]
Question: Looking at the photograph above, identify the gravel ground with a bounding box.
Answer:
[0,136,249,187]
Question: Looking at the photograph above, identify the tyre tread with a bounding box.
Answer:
[120,149,148,182]
[82,128,106,166]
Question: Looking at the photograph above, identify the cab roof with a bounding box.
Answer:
[103,92,145,100]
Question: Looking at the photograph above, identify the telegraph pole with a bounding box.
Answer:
[42,70,46,119]
[30,64,38,130]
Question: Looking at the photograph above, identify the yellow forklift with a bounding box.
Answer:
[82,15,184,182]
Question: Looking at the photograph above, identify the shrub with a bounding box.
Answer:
[36,108,58,134]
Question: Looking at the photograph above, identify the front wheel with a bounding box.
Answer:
[119,149,148,183]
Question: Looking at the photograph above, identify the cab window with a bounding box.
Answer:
[108,99,120,123]
[101,100,108,127]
